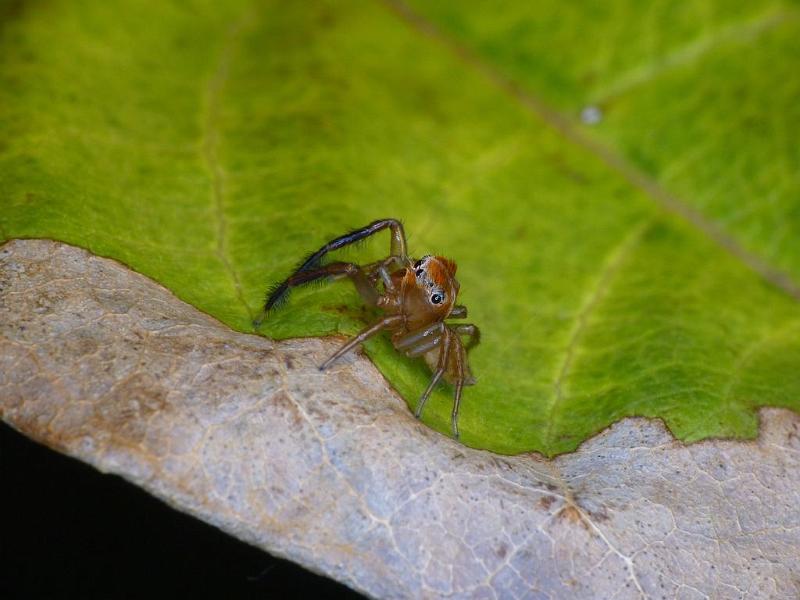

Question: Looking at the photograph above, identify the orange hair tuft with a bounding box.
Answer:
[428,256,457,285]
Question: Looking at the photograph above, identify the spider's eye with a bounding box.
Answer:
[415,268,424,277]
[413,259,423,268]
[430,293,443,305]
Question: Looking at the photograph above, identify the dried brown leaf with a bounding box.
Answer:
[1,239,798,599]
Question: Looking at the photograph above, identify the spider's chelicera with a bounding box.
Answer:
[254,218,479,439]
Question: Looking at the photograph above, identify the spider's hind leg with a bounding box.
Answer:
[320,314,404,370]
[255,218,410,327]
[254,261,380,327]
[295,218,408,280]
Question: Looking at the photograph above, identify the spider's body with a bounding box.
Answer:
[378,255,475,385]
[255,218,479,439]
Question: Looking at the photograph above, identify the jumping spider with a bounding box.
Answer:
[254,218,479,439]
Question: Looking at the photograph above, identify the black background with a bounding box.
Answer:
[1,423,362,599]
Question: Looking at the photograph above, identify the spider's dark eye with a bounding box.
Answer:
[431,293,443,305]
[413,259,423,268]
[415,268,424,277]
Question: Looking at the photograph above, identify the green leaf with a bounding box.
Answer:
[409,0,800,285]
[2,0,799,455]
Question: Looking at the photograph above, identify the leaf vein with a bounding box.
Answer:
[722,318,800,404]
[544,222,651,451]
[590,6,797,105]
[200,11,255,321]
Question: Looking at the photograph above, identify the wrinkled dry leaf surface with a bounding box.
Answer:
[1,239,799,599]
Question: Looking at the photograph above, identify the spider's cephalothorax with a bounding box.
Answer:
[255,218,479,439]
